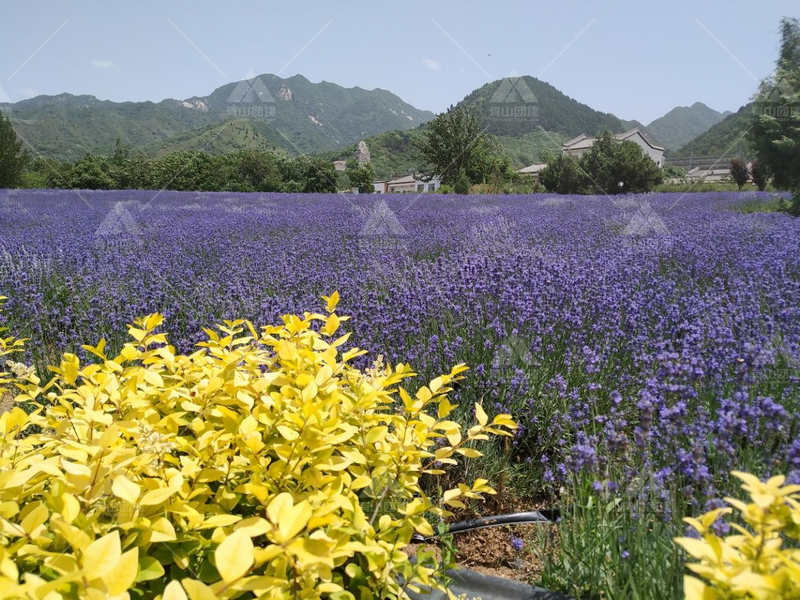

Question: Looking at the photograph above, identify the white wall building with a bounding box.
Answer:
[562,129,664,167]
[385,175,441,193]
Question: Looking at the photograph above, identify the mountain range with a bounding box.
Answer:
[643,102,730,152]
[669,103,753,159]
[1,73,743,175]
[0,74,433,161]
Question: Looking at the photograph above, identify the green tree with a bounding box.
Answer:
[539,154,587,194]
[234,149,283,192]
[65,154,114,190]
[608,140,663,193]
[750,17,800,213]
[453,168,470,194]
[539,133,662,195]
[729,159,749,190]
[345,158,375,193]
[279,156,337,193]
[108,138,132,189]
[128,152,154,190]
[578,131,662,194]
[151,151,218,191]
[415,105,507,185]
[750,159,768,191]
[0,111,29,188]
[662,165,686,180]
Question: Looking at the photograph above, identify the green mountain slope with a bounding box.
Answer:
[459,76,626,139]
[144,119,292,157]
[670,104,754,159]
[0,74,434,160]
[2,94,214,161]
[645,102,726,152]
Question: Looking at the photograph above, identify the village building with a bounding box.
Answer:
[516,163,548,181]
[562,129,665,167]
[383,175,441,193]
[684,166,732,183]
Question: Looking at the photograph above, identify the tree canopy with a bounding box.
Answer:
[539,131,663,195]
[750,16,800,212]
[415,105,511,185]
[0,111,28,188]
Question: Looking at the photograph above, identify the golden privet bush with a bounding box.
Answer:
[675,471,800,599]
[0,293,516,600]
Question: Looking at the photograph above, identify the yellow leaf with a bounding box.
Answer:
[456,448,482,458]
[278,501,312,542]
[233,517,270,538]
[181,579,217,600]
[83,531,121,580]
[215,529,254,583]
[683,575,718,600]
[323,314,340,336]
[112,476,141,505]
[475,403,488,427]
[148,517,177,543]
[266,493,293,525]
[21,504,48,535]
[139,486,177,506]
[443,489,461,504]
[104,548,139,595]
[61,493,80,524]
[163,580,188,600]
[365,426,387,445]
[276,425,299,441]
[323,291,340,313]
[143,370,164,387]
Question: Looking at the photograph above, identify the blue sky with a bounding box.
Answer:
[1,0,796,124]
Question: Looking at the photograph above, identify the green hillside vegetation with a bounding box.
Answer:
[145,119,291,157]
[670,104,754,159]
[645,102,727,152]
[498,130,568,168]
[458,76,625,138]
[0,74,433,161]
[2,95,213,161]
[320,128,427,180]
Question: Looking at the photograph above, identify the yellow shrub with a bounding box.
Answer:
[676,471,800,599]
[0,292,516,599]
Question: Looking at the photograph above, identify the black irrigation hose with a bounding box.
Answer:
[412,509,560,542]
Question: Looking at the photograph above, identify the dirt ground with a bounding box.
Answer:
[407,497,559,584]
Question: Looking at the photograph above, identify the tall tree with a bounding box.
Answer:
[729,159,749,190]
[0,111,28,188]
[750,17,800,213]
[415,105,507,185]
[345,158,375,194]
[750,160,768,191]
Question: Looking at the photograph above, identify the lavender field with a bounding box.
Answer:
[1,188,799,595]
